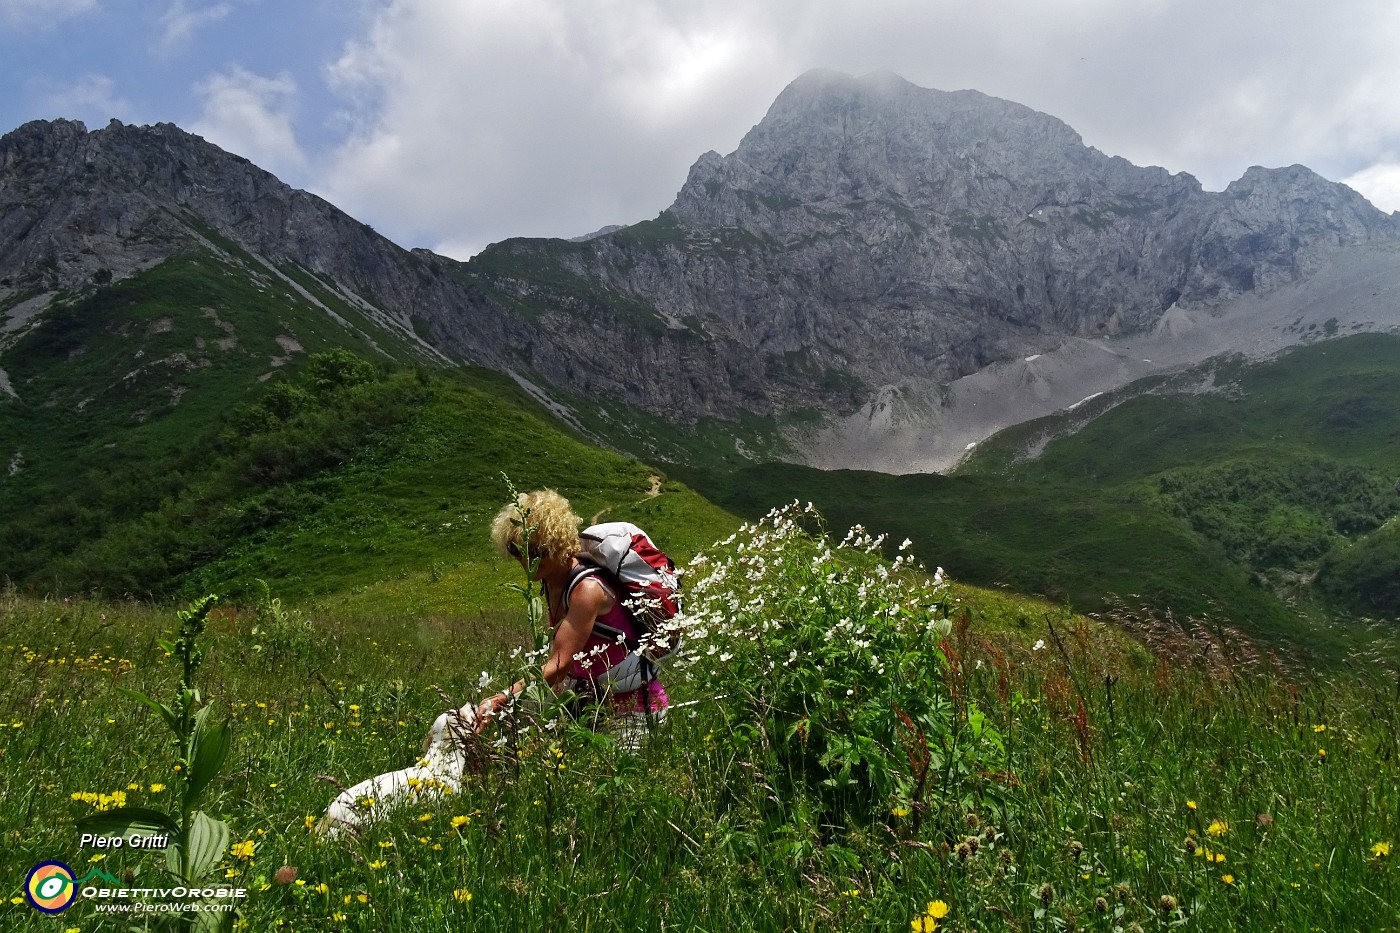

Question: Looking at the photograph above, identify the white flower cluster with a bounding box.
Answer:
[667,501,953,685]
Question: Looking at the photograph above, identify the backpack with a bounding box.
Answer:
[563,522,682,658]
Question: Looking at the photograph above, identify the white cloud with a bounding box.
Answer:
[1343,163,1400,214]
[191,66,308,181]
[33,73,134,125]
[312,0,1400,254]
[319,0,789,253]
[0,0,98,31]
[158,0,234,54]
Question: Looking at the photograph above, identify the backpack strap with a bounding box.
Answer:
[562,564,634,647]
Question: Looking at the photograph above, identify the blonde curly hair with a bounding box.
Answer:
[489,489,581,563]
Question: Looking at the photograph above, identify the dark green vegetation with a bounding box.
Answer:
[0,253,734,611]
[676,335,1400,662]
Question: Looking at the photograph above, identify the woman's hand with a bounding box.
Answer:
[473,692,510,732]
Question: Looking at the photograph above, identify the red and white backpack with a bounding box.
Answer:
[563,522,682,656]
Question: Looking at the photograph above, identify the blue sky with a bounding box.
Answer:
[3,1,359,173]
[5,0,1400,260]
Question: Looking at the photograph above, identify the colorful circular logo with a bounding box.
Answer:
[25,861,77,913]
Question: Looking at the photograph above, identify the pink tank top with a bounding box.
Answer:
[552,573,645,681]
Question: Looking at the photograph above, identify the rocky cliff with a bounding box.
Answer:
[479,70,1398,421]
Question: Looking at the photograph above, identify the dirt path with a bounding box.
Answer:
[589,475,663,524]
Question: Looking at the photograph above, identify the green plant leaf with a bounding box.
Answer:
[193,906,239,933]
[75,807,179,839]
[185,708,232,809]
[117,687,181,735]
[167,811,229,882]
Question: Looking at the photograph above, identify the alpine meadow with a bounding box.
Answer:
[2,68,1399,932]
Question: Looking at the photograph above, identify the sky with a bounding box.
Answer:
[4,0,1400,260]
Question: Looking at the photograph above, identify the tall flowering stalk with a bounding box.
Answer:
[75,595,238,930]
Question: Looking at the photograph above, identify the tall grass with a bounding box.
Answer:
[2,508,1397,930]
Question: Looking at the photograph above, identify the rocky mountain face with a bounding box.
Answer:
[0,117,520,367]
[4,71,1398,469]
[487,69,1399,422]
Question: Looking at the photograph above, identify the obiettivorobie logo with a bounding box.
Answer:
[22,860,245,916]
[24,861,119,913]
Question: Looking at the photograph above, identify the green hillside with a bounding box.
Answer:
[0,252,736,610]
[675,335,1400,662]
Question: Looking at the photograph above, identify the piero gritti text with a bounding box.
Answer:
[80,832,171,849]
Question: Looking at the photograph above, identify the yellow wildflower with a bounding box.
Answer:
[1222,874,1235,885]
[230,840,255,859]
[368,860,386,870]
[1372,841,1392,858]
[926,900,950,919]
[451,815,471,829]
[1206,820,1229,837]
[453,889,472,903]
[149,783,166,793]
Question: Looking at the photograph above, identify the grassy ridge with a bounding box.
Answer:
[0,250,424,587]
[0,252,736,610]
[7,351,736,611]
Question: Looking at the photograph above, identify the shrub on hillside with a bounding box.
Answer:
[1316,521,1400,618]
[1155,458,1400,572]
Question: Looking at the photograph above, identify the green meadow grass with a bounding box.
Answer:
[2,507,1397,932]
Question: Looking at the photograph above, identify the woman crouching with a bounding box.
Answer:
[475,489,669,743]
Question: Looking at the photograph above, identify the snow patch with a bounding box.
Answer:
[1067,392,1103,411]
